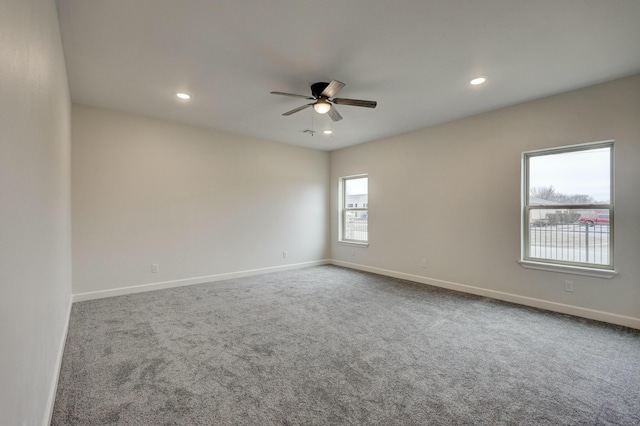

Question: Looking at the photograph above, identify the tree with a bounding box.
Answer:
[530,185,595,204]
[561,194,595,204]
[530,185,559,202]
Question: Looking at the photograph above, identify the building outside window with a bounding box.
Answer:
[522,141,614,273]
[340,175,368,243]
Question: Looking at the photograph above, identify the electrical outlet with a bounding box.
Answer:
[151,264,159,273]
[564,280,574,292]
[283,251,288,259]
[421,259,427,268]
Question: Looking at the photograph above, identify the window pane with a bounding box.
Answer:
[529,147,610,204]
[345,177,368,207]
[528,208,610,265]
[345,210,368,241]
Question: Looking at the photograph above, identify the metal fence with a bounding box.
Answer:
[528,223,610,265]
[345,217,368,241]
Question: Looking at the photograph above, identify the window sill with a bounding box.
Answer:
[519,260,617,279]
[338,240,369,248]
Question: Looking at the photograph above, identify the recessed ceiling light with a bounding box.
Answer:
[470,77,487,86]
[323,130,332,135]
[176,93,191,100]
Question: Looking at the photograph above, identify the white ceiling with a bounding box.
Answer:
[56,0,640,151]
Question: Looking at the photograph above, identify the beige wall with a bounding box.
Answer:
[331,75,640,325]
[72,105,330,295]
[0,0,72,424]
[1,3,636,422]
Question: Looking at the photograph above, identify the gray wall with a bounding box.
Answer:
[0,0,72,424]
[331,75,640,326]
[72,105,330,295]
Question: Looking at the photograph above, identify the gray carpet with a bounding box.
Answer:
[52,265,640,425]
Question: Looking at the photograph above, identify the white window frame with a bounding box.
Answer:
[339,174,369,246]
[520,140,616,278]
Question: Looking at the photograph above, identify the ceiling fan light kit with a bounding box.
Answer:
[271,80,377,122]
[313,99,331,114]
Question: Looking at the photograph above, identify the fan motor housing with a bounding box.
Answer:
[311,82,330,98]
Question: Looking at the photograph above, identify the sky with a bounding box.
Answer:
[345,177,368,195]
[529,147,611,203]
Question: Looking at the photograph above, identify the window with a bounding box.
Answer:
[522,141,614,275]
[340,175,368,244]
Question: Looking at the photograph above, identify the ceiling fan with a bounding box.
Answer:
[270,80,377,122]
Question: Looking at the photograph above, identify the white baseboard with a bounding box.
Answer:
[330,260,640,330]
[44,294,73,426]
[72,260,331,303]
[70,258,639,329]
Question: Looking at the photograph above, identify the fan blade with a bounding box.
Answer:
[332,98,377,108]
[321,80,345,98]
[327,106,343,122]
[271,91,315,100]
[283,103,313,116]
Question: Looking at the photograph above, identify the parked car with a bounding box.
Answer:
[578,214,609,226]
[531,219,550,227]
